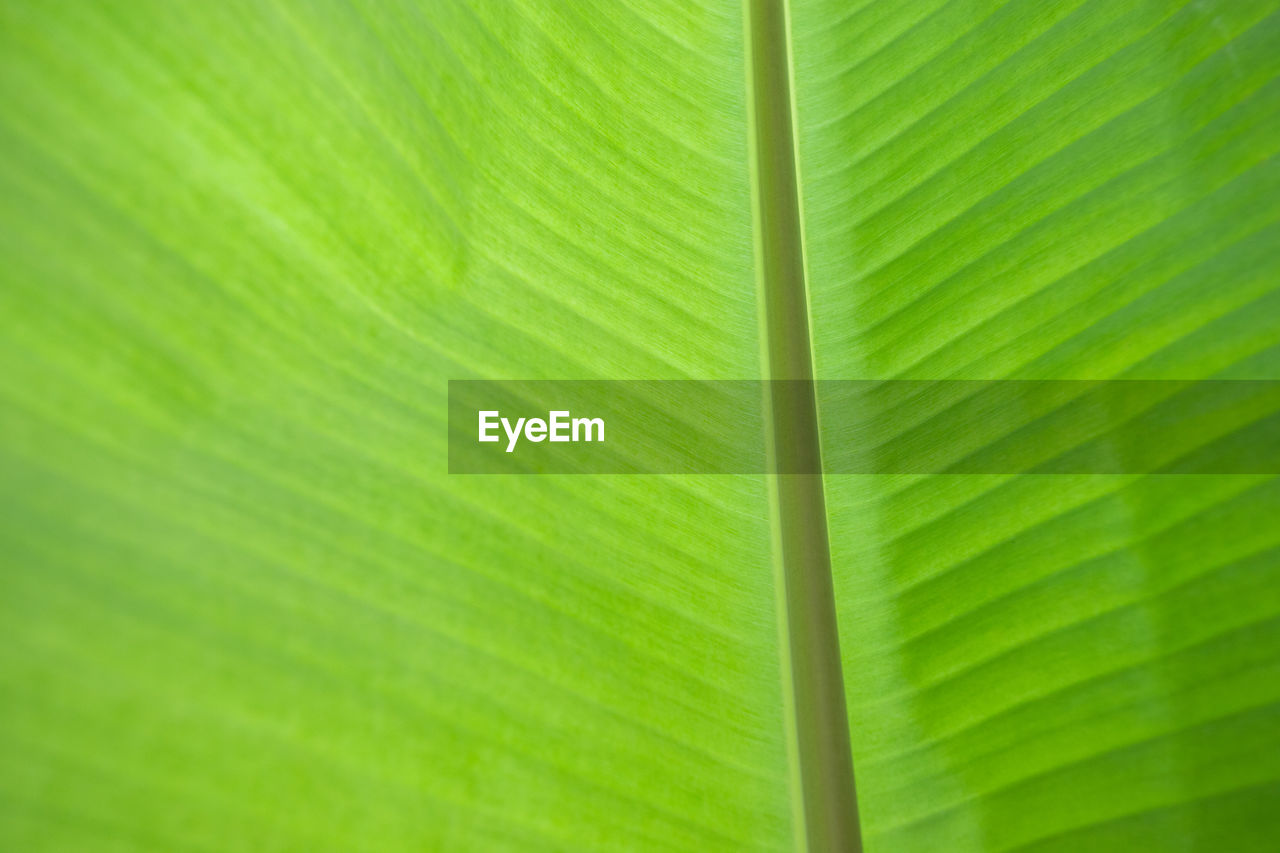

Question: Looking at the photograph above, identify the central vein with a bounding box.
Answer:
[746,0,861,850]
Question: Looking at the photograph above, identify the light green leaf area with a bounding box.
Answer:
[0,1,793,850]
[792,0,1280,850]
[3,0,1280,851]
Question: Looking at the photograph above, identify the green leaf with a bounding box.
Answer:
[792,0,1280,849]
[0,1,792,849]
[1,1,1278,851]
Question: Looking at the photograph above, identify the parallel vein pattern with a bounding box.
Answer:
[791,0,1280,849]
[0,1,793,849]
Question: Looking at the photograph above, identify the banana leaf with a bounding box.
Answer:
[1,0,1277,850]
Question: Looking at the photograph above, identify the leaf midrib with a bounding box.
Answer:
[747,0,861,850]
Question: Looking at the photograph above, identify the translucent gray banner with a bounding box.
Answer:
[448,381,1280,474]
